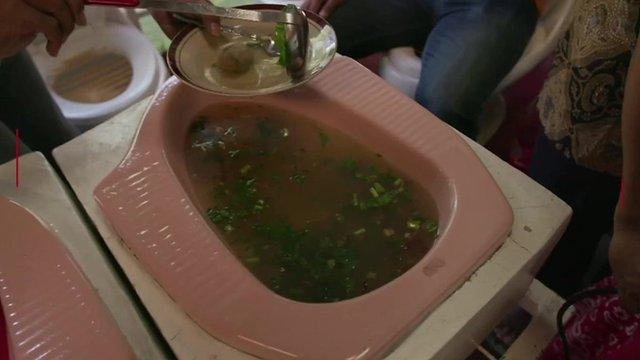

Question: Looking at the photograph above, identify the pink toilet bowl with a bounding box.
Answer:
[95,57,513,359]
[0,197,134,360]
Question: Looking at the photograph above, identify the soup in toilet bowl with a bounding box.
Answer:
[185,103,439,303]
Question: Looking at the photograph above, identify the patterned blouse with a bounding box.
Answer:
[537,0,640,176]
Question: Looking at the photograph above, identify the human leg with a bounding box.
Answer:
[530,135,621,296]
[416,0,537,138]
[327,0,434,59]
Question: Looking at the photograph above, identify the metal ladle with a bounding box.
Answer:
[278,4,309,78]
[85,0,309,77]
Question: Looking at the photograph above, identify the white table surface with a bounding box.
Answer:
[0,153,169,360]
[53,97,571,360]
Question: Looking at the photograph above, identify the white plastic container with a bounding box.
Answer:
[378,48,421,98]
[28,7,167,131]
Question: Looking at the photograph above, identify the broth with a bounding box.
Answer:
[205,37,287,91]
[185,104,438,303]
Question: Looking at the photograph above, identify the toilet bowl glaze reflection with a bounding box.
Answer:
[184,104,439,303]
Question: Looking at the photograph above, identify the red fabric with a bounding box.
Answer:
[486,55,553,172]
[542,277,640,360]
[534,0,550,13]
[0,305,8,360]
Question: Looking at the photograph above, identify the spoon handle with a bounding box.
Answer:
[172,13,267,41]
[172,13,279,56]
[84,0,298,24]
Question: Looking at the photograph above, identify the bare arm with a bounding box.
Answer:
[610,36,640,314]
[618,38,640,223]
[303,0,346,19]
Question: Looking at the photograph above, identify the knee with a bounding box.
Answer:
[415,86,453,119]
[415,87,477,138]
[477,0,538,38]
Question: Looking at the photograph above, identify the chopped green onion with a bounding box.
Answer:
[192,140,215,151]
[253,199,266,212]
[407,219,422,230]
[352,193,359,207]
[291,173,307,184]
[425,220,438,235]
[244,257,260,264]
[383,228,395,237]
[394,178,404,187]
[273,22,289,67]
[369,187,379,198]
[289,288,304,297]
[318,131,330,147]
[207,207,234,224]
[280,128,290,137]
[224,224,234,232]
[373,182,385,193]
[326,259,336,269]
[353,228,366,236]
[229,149,240,158]
[377,193,394,206]
[365,174,378,183]
[240,165,252,174]
[342,159,357,172]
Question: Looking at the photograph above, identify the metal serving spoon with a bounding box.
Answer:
[171,13,279,57]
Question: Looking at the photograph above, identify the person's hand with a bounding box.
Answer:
[25,0,86,41]
[152,11,220,40]
[303,0,347,19]
[610,219,640,314]
[0,0,85,58]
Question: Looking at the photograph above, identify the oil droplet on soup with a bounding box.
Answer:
[185,104,438,303]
